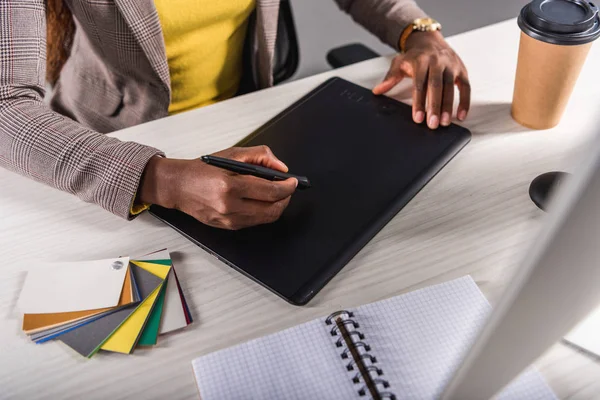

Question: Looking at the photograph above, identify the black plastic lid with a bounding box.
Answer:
[518,0,600,45]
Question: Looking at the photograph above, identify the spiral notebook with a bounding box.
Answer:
[192,277,556,399]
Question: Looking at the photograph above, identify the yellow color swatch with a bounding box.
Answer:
[100,262,171,354]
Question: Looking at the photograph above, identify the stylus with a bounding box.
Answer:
[201,155,311,190]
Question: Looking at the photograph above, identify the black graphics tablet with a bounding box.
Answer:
[150,77,471,305]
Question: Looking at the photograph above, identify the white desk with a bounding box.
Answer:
[2,19,600,399]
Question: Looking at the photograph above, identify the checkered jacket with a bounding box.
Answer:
[0,0,426,220]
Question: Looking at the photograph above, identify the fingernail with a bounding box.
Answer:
[441,112,451,126]
[294,178,298,188]
[458,110,467,121]
[373,83,385,94]
[428,115,439,129]
[415,111,425,123]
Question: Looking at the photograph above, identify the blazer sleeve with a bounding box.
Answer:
[333,0,429,50]
[0,0,164,220]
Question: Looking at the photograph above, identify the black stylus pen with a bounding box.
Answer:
[201,155,311,190]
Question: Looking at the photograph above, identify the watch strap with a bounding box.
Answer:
[399,19,442,53]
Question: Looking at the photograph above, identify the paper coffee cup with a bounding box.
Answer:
[512,0,600,129]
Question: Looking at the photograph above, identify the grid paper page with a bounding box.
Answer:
[352,276,557,399]
[193,318,359,400]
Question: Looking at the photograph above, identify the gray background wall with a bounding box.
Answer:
[290,0,529,79]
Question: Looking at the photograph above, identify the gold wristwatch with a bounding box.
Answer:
[400,18,442,53]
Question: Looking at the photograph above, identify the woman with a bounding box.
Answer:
[0,0,470,230]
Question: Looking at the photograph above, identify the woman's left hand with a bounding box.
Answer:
[373,31,471,130]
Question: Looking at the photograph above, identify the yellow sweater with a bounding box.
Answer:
[130,1,255,215]
[154,0,256,114]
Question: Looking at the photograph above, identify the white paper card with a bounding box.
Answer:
[159,269,188,334]
[18,257,130,313]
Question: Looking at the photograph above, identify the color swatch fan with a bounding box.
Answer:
[18,249,192,358]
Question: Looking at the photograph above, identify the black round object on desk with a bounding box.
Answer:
[529,171,569,211]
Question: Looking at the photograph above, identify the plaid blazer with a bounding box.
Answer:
[0,0,426,220]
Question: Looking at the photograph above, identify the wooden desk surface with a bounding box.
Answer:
[2,19,600,399]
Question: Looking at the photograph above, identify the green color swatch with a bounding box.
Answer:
[137,283,167,346]
[138,259,172,266]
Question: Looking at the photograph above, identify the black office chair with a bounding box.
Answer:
[273,0,300,84]
[242,0,380,91]
[274,0,381,82]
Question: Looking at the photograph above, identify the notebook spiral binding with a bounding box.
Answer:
[325,310,396,400]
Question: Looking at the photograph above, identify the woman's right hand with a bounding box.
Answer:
[138,146,298,230]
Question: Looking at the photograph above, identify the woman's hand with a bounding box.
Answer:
[373,31,471,129]
[139,146,297,230]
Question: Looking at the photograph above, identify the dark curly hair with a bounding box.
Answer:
[45,0,75,85]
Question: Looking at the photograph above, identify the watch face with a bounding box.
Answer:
[416,18,436,25]
[414,18,442,31]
